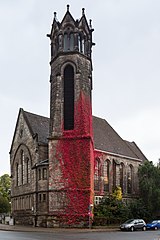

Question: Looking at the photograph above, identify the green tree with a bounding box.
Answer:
[128,199,150,220]
[0,174,11,214]
[138,161,160,216]
[0,174,11,201]
[94,191,130,225]
[0,195,10,213]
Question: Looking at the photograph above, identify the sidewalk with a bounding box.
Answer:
[0,223,119,233]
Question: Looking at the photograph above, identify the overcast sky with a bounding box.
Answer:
[0,0,160,176]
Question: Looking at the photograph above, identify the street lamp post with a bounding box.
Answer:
[88,204,93,229]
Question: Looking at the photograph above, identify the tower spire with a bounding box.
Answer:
[48,6,94,227]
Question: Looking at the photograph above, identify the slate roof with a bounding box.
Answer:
[93,116,147,161]
[23,110,49,144]
[125,140,147,161]
[23,110,147,161]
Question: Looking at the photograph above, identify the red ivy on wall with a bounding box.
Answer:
[49,92,94,225]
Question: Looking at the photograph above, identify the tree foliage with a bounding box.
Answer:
[93,161,160,226]
[0,195,10,213]
[0,174,11,201]
[94,188,130,225]
[0,174,11,213]
[138,161,160,216]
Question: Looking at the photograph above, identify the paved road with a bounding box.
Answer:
[0,230,160,240]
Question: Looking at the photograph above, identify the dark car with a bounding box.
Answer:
[120,219,146,231]
[146,220,160,230]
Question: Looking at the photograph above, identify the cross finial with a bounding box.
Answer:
[54,12,57,19]
[67,4,70,11]
[82,8,85,16]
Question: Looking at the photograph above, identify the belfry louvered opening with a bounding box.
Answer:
[64,65,74,130]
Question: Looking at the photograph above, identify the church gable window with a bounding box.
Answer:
[64,65,74,130]
[14,145,31,187]
[19,129,23,138]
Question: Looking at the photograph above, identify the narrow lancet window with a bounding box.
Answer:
[64,65,74,130]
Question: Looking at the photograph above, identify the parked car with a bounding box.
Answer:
[146,220,160,230]
[120,219,146,231]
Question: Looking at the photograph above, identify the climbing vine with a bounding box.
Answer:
[49,92,94,225]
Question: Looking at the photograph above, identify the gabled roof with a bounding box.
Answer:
[125,140,147,161]
[92,116,147,160]
[23,110,49,144]
[78,11,91,35]
[60,8,76,27]
[20,109,147,161]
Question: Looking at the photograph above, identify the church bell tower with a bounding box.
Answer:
[47,5,95,226]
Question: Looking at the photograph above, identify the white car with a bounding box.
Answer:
[120,219,146,231]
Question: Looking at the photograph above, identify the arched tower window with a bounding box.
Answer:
[64,33,74,51]
[64,65,74,130]
[78,33,86,54]
[64,33,68,51]
[103,160,110,192]
[94,159,100,191]
[127,165,133,194]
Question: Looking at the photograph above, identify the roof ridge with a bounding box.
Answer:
[24,110,49,120]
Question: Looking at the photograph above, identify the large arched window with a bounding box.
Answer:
[16,163,19,186]
[26,158,30,183]
[13,144,32,187]
[103,160,110,192]
[21,150,25,185]
[120,163,124,193]
[64,65,74,130]
[94,159,100,191]
[127,165,133,194]
[113,160,117,189]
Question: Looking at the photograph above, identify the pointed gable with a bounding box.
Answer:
[10,109,49,156]
[60,5,76,29]
[10,108,35,158]
[78,8,91,36]
[50,16,60,39]
[10,108,32,154]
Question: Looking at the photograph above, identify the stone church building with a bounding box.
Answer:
[10,6,147,227]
